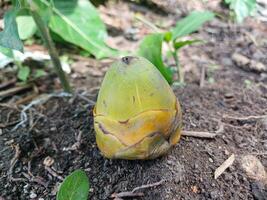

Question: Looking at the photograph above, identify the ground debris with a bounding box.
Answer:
[214,154,235,179]
[111,180,165,199]
[182,130,217,138]
[241,155,267,184]
[232,53,267,73]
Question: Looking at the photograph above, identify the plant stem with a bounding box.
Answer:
[30,10,72,93]
[168,42,183,83]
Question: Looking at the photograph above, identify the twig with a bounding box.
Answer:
[44,166,64,181]
[111,192,144,198]
[223,114,267,121]
[76,93,95,105]
[214,154,235,179]
[215,121,224,134]
[200,65,206,88]
[134,14,161,33]
[0,84,33,99]
[0,78,16,90]
[63,131,82,151]
[15,93,39,105]
[12,92,72,130]
[132,180,165,192]
[182,131,216,138]
[8,144,25,182]
[111,180,164,199]
[0,119,21,128]
[20,161,48,187]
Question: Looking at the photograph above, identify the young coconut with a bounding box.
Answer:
[93,56,182,159]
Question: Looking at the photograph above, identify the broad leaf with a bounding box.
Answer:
[172,11,215,40]
[137,34,173,84]
[35,0,118,59]
[16,16,37,40]
[173,39,203,50]
[57,170,90,200]
[224,0,256,23]
[0,9,23,52]
[18,66,30,81]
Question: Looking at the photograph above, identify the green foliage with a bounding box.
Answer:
[137,11,214,84]
[34,69,46,78]
[224,0,256,23]
[137,34,173,84]
[18,66,30,81]
[172,11,215,40]
[57,170,90,200]
[2,0,118,58]
[173,39,203,50]
[34,0,117,59]
[0,46,14,58]
[16,15,37,40]
[0,9,23,52]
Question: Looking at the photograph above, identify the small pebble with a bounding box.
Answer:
[30,192,37,199]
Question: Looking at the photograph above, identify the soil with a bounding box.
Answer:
[0,1,267,200]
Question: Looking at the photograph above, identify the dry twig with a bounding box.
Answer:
[44,166,64,181]
[0,78,16,90]
[63,131,82,151]
[8,144,25,182]
[214,154,235,179]
[12,92,71,130]
[223,114,267,121]
[200,65,206,88]
[111,180,165,199]
[0,84,33,99]
[182,131,216,138]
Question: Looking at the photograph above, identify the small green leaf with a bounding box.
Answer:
[18,66,30,81]
[16,15,37,40]
[172,11,215,40]
[0,9,24,52]
[224,0,256,23]
[137,33,173,84]
[57,170,90,200]
[0,46,14,58]
[163,32,172,42]
[34,69,46,78]
[173,39,203,50]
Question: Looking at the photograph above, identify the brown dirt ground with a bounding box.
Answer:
[0,1,267,200]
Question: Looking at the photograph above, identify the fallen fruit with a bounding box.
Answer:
[93,56,182,159]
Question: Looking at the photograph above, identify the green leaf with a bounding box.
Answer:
[172,11,215,40]
[30,0,53,24]
[0,46,14,58]
[12,0,28,8]
[35,0,118,59]
[137,33,173,84]
[18,66,30,81]
[57,170,90,200]
[163,32,172,42]
[0,9,24,52]
[173,39,203,50]
[224,0,256,23]
[34,69,46,78]
[16,15,37,40]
